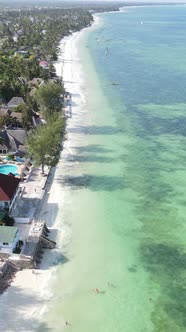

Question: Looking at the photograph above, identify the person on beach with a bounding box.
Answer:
[94,288,106,294]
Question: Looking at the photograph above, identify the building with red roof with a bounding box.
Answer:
[0,174,20,210]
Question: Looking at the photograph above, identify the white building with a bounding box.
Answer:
[0,226,20,255]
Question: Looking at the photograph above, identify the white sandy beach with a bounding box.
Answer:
[0,23,94,331]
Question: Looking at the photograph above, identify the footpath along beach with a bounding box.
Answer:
[0,20,96,331]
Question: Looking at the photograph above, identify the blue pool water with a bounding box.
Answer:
[0,164,18,175]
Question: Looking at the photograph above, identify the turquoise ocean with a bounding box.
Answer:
[44,5,186,332]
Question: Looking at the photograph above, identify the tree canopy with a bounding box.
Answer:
[0,7,93,102]
[35,82,65,120]
[26,115,65,173]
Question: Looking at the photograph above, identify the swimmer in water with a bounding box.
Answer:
[94,288,106,294]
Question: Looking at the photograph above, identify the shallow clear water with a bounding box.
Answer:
[44,6,186,332]
[0,164,18,175]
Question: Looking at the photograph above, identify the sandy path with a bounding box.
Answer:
[0,32,82,332]
[0,17,100,332]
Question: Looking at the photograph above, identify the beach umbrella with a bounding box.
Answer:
[19,164,29,174]
[19,170,27,179]
[25,160,32,167]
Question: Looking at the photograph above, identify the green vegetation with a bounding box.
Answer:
[0,6,94,131]
[13,239,24,254]
[0,210,15,226]
[26,115,66,173]
[0,2,121,171]
[35,82,65,120]
[7,154,14,161]
[0,115,16,128]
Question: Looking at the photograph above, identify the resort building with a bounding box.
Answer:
[8,112,23,128]
[0,128,27,155]
[0,108,11,117]
[0,226,20,255]
[0,174,20,210]
[8,97,25,109]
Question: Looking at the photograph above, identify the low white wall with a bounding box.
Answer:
[0,246,12,254]
[14,217,30,224]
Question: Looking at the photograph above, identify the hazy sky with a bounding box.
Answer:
[65,0,186,1]
[55,0,186,2]
[5,0,186,3]
[46,0,184,1]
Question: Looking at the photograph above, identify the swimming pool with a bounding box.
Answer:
[0,164,18,176]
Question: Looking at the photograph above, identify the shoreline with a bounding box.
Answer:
[0,5,183,331]
[0,18,96,331]
[0,6,158,327]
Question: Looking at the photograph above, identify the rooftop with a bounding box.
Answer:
[0,226,18,243]
[11,112,22,122]
[8,97,25,108]
[0,128,27,152]
[0,108,11,117]
[0,173,20,201]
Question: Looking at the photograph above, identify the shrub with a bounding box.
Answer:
[5,214,15,226]
[7,154,15,161]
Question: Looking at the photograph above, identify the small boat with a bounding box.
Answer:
[111,82,119,86]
